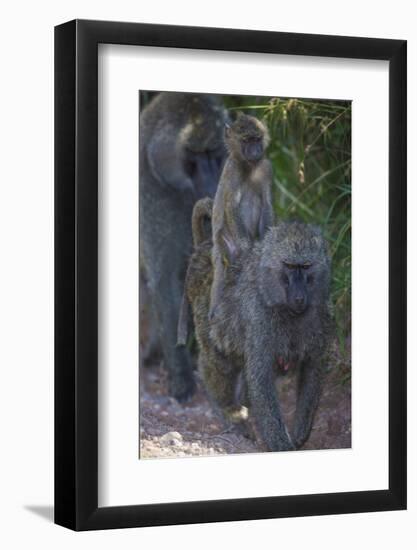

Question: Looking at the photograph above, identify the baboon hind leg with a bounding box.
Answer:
[199,352,248,427]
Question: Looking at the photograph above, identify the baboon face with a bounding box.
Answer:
[183,147,224,181]
[180,99,227,198]
[281,261,313,314]
[258,223,330,314]
[260,261,313,314]
[226,113,270,164]
[181,122,226,199]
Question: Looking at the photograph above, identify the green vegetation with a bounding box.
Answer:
[223,96,352,358]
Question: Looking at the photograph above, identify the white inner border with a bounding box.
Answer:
[98,44,389,507]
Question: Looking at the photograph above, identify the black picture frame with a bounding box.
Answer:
[55,19,407,531]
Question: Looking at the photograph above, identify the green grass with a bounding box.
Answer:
[223,96,352,357]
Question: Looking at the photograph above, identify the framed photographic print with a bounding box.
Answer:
[55,19,407,530]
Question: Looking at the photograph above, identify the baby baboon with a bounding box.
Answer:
[140,92,227,402]
[183,214,333,451]
[209,112,274,319]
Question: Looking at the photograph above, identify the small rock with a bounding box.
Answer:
[160,431,183,446]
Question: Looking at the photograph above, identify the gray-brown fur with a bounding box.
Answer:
[140,92,227,402]
[210,113,274,319]
[177,197,214,347]
[191,197,214,247]
[183,217,333,451]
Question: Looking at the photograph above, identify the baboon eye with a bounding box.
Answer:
[284,262,311,270]
[281,274,289,286]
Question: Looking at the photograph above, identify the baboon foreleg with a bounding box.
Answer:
[245,343,295,452]
[154,273,195,403]
[292,359,324,449]
[139,268,160,366]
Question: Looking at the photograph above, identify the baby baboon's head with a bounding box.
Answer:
[258,222,330,314]
[225,112,270,164]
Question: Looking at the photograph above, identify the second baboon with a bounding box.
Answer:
[140,92,228,402]
[183,208,333,451]
[209,112,274,319]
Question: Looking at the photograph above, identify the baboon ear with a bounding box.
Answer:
[224,122,231,138]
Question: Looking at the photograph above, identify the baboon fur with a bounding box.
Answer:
[183,210,333,451]
[140,92,227,402]
[177,197,214,347]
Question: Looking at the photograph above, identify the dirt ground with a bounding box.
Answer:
[139,357,351,459]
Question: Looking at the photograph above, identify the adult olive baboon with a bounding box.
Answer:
[210,113,274,319]
[182,209,333,451]
[140,92,227,402]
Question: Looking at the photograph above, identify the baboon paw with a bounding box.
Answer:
[169,376,196,404]
[262,433,296,452]
[268,440,296,452]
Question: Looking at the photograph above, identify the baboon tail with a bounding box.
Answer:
[192,197,213,246]
[177,289,190,347]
